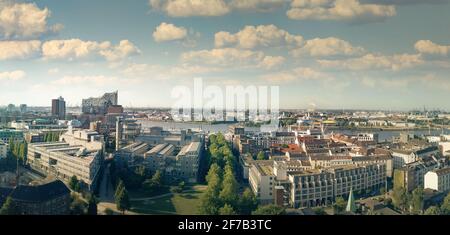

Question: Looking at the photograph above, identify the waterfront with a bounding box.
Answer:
[138,120,450,142]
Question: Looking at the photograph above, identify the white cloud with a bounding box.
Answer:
[99,40,140,61]
[291,37,365,57]
[261,67,332,82]
[0,2,62,39]
[287,0,396,22]
[48,68,59,74]
[229,0,286,12]
[0,70,26,81]
[51,75,119,86]
[181,48,265,66]
[122,63,222,80]
[42,39,139,61]
[318,53,423,71]
[259,55,285,69]
[153,22,188,42]
[149,0,286,17]
[215,24,303,49]
[149,0,230,17]
[414,40,450,56]
[0,40,41,60]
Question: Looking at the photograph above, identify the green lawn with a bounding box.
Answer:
[130,186,206,215]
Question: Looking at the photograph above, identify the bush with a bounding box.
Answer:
[104,208,114,215]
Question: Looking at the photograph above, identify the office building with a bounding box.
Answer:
[51,96,66,120]
[27,130,104,191]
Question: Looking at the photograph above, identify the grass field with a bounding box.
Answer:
[130,186,207,215]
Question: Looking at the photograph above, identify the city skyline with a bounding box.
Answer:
[1,0,450,110]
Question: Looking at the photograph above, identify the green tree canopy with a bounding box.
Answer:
[69,175,79,191]
[219,204,236,215]
[441,192,450,215]
[424,206,441,215]
[410,187,424,214]
[256,151,266,160]
[334,196,346,214]
[239,188,258,215]
[115,187,130,214]
[252,204,286,215]
[87,195,98,215]
[0,197,19,215]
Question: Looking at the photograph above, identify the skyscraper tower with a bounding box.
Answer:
[52,96,66,120]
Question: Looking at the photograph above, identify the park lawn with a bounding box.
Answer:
[130,186,206,215]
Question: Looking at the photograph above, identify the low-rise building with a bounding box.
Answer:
[424,167,450,192]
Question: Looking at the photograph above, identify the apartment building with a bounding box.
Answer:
[391,146,440,169]
[394,155,446,191]
[424,167,450,192]
[249,161,276,204]
[175,141,202,183]
[143,143,175,173]
[249,160,387,208]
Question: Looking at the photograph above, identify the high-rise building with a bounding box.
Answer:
[82,91,118,115]
[19,104,27,113]
[51,96,66,120]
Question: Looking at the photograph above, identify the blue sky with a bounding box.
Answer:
[0,0,449,110]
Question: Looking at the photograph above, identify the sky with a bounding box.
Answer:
[0,0,450,110]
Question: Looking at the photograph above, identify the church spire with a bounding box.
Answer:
[346,189,356,213]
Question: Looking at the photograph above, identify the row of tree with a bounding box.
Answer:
[8,139,26,162]
[392,185,450,215]
[198,133,283,215]
[43,132,60,142]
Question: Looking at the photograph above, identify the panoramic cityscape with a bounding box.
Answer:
[1,0,450,219]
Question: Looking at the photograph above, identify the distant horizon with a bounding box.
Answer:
[1,1,450,111]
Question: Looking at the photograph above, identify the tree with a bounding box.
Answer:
[143,170,164,194]
[256,151,266,160]
[151,170,163,187]
[87,195,98,215]
[70,194,87,215]
[104,208,114,215]
[69,175,79,191]
[199,190,221,215]
[219,204,236,215]
[410,188,424,214]
[392,187,409,211]
[334,196,346,214]
[441,192,450,215]
[313,207,327,215]
[239,188,258,215]
[219,164,238,207]
[0,197,19,215]
[380,187,386,196]
[252,204,285,215]
[114,179,125,199]
[424,206,441,215]
[199,164,223,215]
[116,187,131,215]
